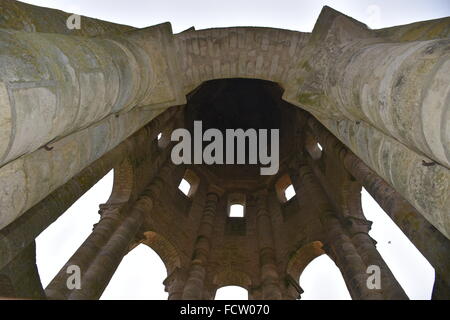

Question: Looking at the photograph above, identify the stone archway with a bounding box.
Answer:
[141,231,182,276]
[286,241,326,284]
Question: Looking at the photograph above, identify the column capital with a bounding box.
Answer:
[344,216,373,236]
[163,267,187,287]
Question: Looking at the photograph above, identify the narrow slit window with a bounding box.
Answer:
[178,179,191,196]
[317,142,323,151]
[178,169,200,198]
[229,204,245,218]
[284,184,296,201]
[305,134,323,160]
[275,174,295,203]
[157,133,162,141]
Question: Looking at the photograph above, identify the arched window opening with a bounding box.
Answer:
[284,184,296,201]
[229,204,244,218]
[215,286,248,300]
[227,193,246,218]
[317,142,323,152]
[305,134,323,160]
[178,178,191,196]
[157,123,175,149]
[36,170,114,288]
[300,255,351,300]
[178,169,200,198]
[275,174,296,203]
[101,244,168,300]
[361,188,435,300]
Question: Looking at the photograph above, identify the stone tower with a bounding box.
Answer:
[0,1,449,300]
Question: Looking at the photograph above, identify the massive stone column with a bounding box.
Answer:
[0,142,126,273]
[164,267,188,300]
[0,106,176,274]
[46,163,172,300]
[290,159,333,224]
[301,140,407,299]
[345,216,408,300]
[0,23,182,168]
[293,161,382,299]
[0,241,45,299]
[321,117,450,240]
[282,7,450,240]
[67,197,154,300]
[308,116,450,299]
[322,213,383,300]
[324,35,450,170]
[182,186,222,300]
[254,190,282,300]
[45,203,129,300]
[0,21,184,230]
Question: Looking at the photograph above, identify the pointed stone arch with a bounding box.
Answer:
[106,158,134,205]
[286,241,326,285]
[140,231,182,275]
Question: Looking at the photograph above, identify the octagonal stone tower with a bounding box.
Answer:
[0,1,449,300]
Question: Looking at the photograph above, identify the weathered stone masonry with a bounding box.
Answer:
[0,1,448,299]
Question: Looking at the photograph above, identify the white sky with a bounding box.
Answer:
[30,0,448,300]
[17,0,450,32]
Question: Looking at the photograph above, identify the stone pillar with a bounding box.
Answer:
[164,267,187,300]
[342,153,450,299]
[255,190,282,300]
[291,9,450,239]
[292,160,382,300]
[67,201,148,300]
[325,35,450,170]
[0,137,128,272]
[248,287,263,300]
[433,274,450,300]
[308,117,450,299]
[0,241,45,299]
[202,285,216,300]
[45,204,124,299]
[46,164,171,300]
[182,186,221,300]
[0,24,183,169]
[346,216,408,300]
[322,214,383,300]
[290,159,330,222]
[0,22,184,231]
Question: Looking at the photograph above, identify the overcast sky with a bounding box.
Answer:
[28,0,449,300]
[18,0,450,32]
